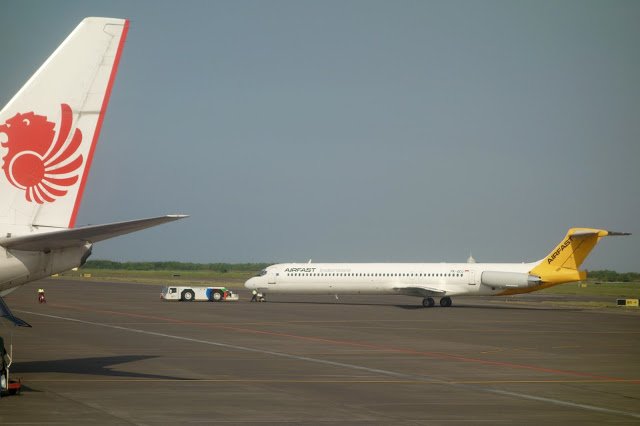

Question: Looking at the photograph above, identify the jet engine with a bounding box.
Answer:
[480,271,542,289]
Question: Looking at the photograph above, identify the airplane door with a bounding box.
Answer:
[467,270,476,285]
[267,270,276,285]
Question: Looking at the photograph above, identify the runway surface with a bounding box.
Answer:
[1,279,638,425]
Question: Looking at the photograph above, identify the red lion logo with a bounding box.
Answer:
[0,104,83,204]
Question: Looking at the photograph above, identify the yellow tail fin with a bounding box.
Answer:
[530,228,630,286]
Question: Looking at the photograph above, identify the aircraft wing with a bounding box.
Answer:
[0,215,188,252]
[393,286,446,297]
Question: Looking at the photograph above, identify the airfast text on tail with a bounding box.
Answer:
[530,228,631,287]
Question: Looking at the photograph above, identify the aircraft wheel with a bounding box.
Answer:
[212,290,223,302]
[422,297,435,308]
[439,297,452,307]
[181,289,195,302]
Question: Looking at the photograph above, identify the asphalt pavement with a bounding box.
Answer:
[0,279,638,425]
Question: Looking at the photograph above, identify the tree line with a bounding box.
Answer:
[84,260,270,273]
[586,270,640,282]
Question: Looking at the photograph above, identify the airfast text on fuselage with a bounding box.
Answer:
[284,268,317,273]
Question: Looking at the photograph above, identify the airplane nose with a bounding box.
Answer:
[244,278,256,289]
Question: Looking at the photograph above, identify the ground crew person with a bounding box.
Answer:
[250,289,258,302]
[37,288,46,303]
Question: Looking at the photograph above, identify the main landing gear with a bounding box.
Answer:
[422,297,452,308]
[422,297,435,307]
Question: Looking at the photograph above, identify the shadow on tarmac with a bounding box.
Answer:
[262,299,575,311]
[12,355,189,380]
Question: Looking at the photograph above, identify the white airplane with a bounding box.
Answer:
[245,228,629,307]
[0,18,187,326]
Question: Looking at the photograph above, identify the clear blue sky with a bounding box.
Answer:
[1,1,638,271]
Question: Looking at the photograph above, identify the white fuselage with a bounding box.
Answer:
[244,262,538,298]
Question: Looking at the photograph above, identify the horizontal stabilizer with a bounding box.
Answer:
[0,296,31,327]
[0,215,188,251]
[571,229,631,238]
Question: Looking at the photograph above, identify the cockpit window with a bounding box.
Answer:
[255,269,267,277]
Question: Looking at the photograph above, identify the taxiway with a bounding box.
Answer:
[0,279,638,424]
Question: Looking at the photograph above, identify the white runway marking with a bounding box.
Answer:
[18,310,640,420]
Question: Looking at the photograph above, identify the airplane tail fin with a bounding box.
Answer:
[0,17,129,230]
[530,228,630,285]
